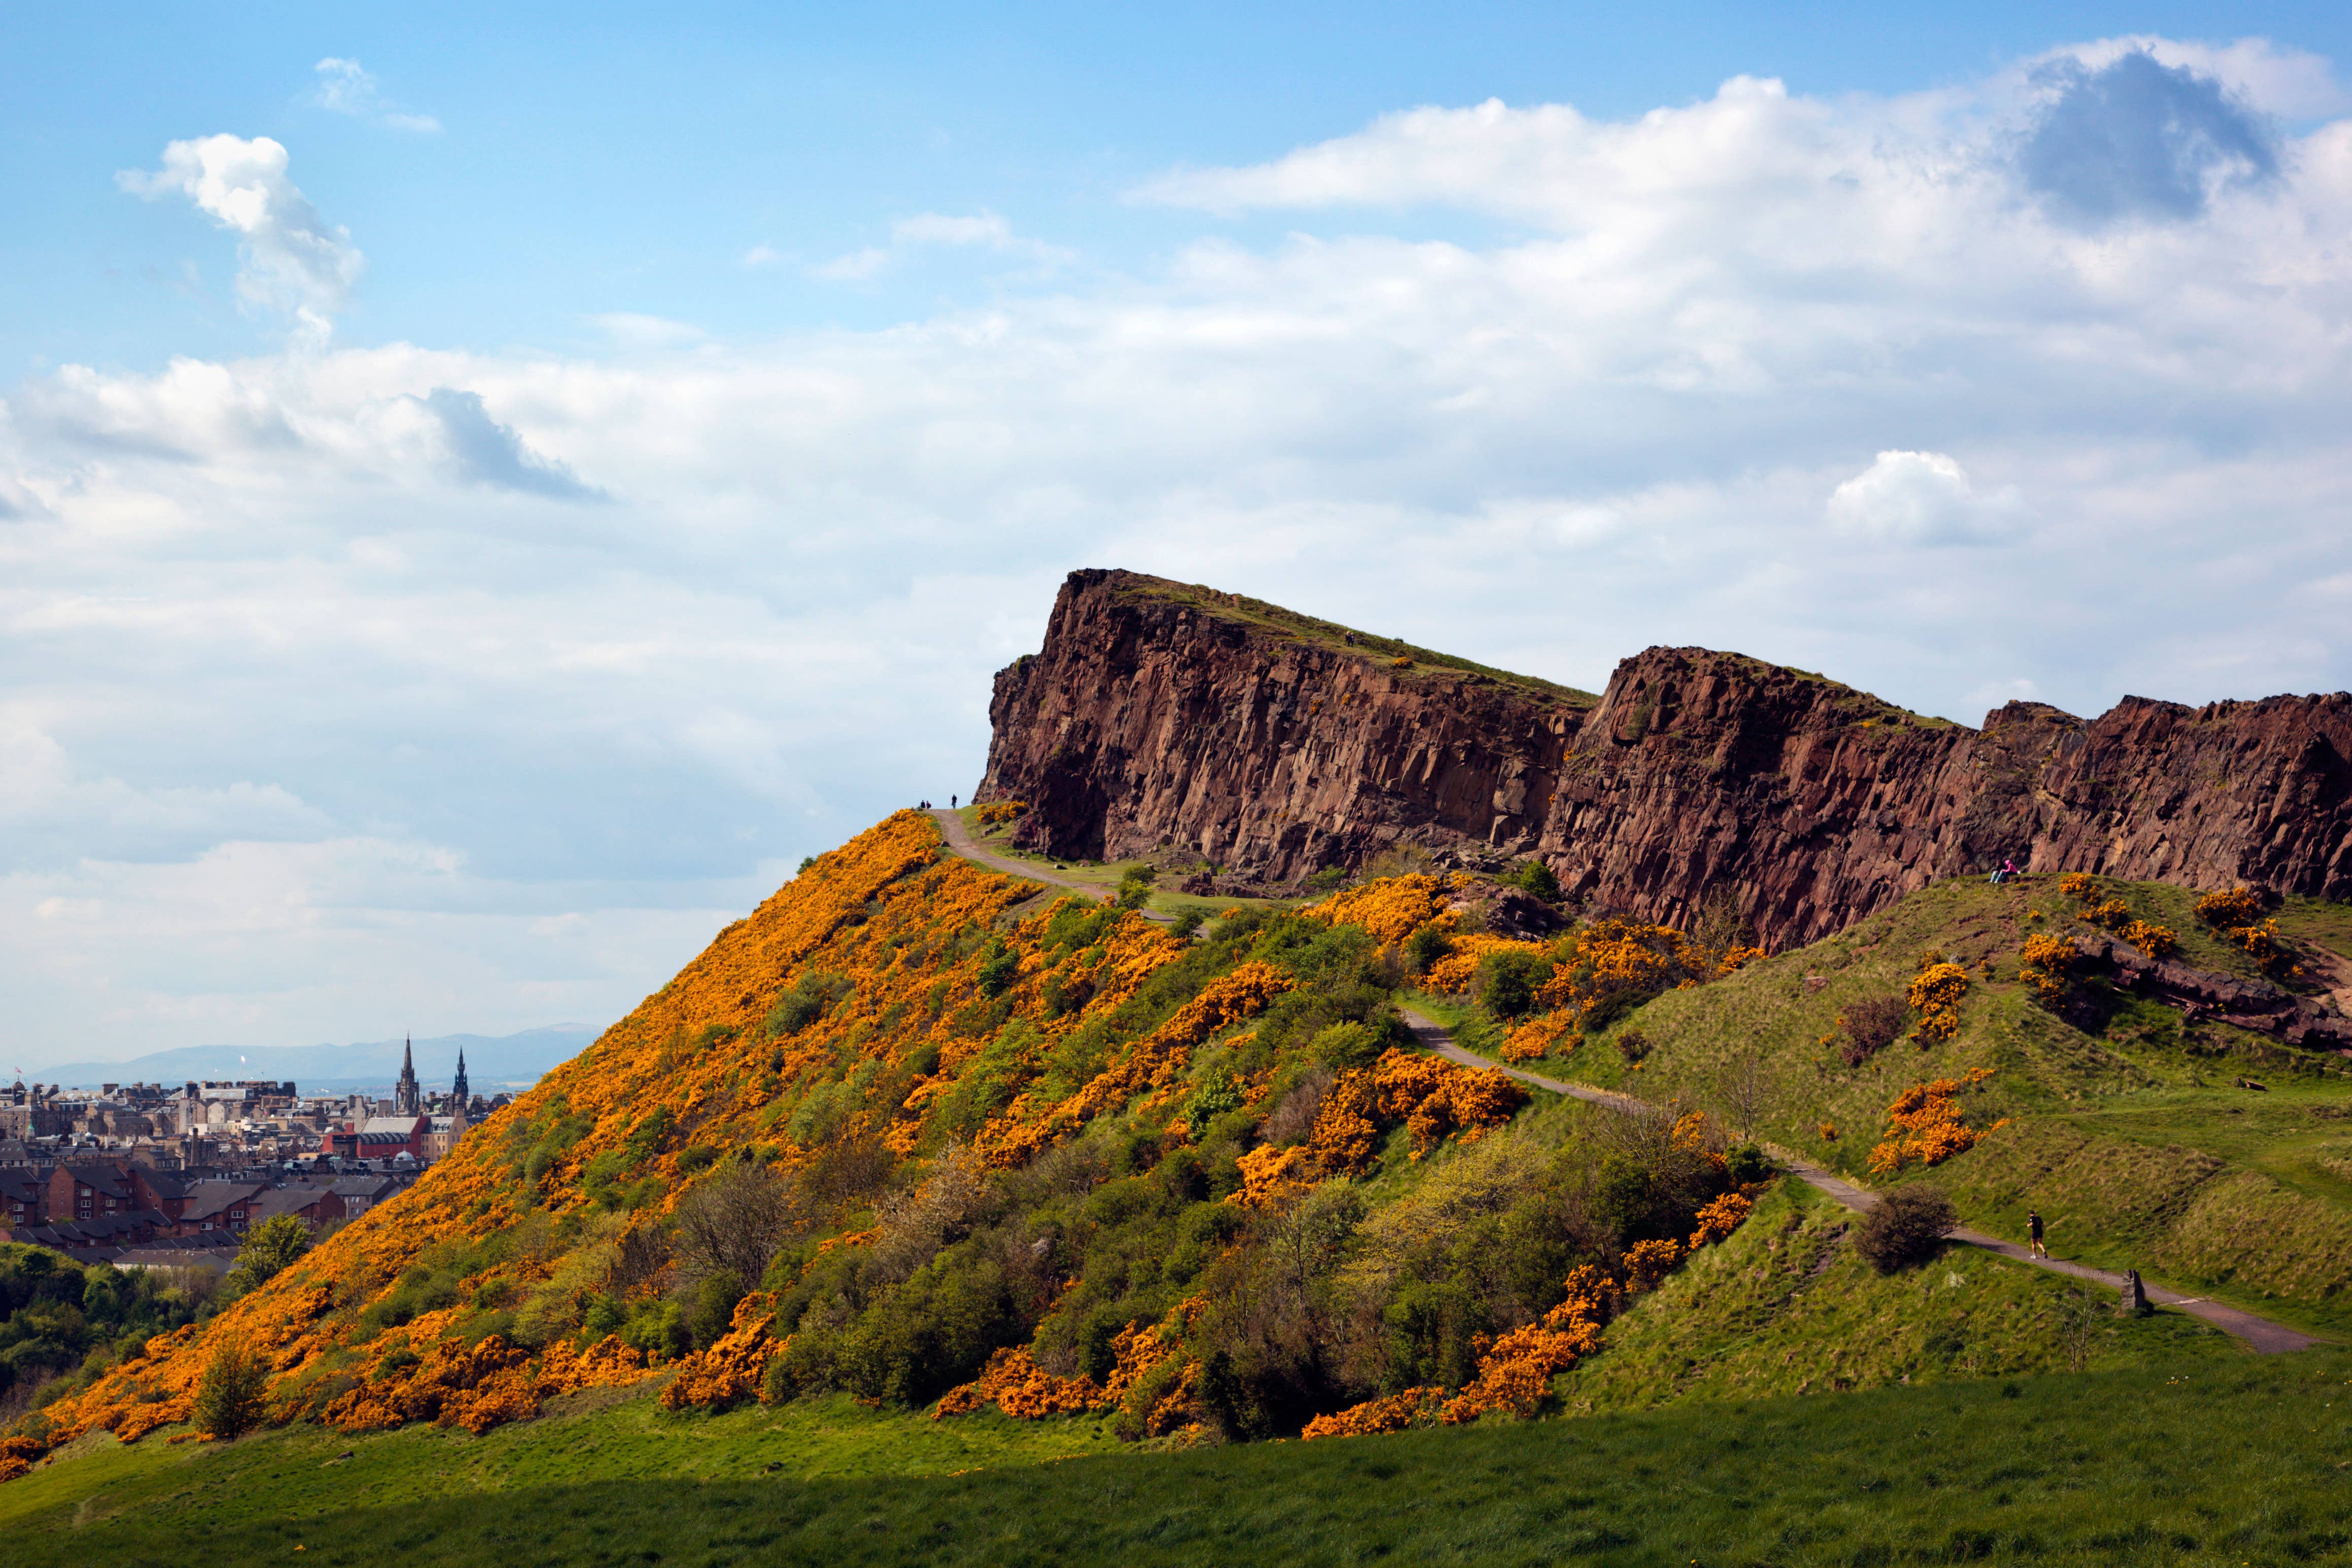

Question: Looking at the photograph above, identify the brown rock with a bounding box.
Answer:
[978,570,2352,949]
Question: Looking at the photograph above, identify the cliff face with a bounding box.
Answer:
[979,570,2352,948]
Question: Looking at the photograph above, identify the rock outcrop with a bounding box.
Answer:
[978,570,2352,948]
[2069,933,2352,1052]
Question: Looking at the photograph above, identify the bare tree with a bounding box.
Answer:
[672,1157,801,1291]
[867,1140,996,1284]
[1719,1052,1772,1141]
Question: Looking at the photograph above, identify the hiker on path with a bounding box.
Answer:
[2028,1208,2047,1258]
[951,793,958,809]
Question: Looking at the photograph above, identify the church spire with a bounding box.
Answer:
[395,1035,421,1118]
[452,1047,470,1110]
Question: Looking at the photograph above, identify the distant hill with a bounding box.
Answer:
[14,1027,593,1093]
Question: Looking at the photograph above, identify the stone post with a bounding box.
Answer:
[2118,1269,2149,1317]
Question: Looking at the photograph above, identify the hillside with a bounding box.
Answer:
[11,810,2292,1475]
[980,569,2352,945]
[1429,869,2352,1337]
[9,796,2349,1559]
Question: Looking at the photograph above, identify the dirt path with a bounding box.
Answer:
[930,809,1174,923]
[1399,1006,2319,1355]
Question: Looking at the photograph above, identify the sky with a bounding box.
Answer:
[6,4,2352,1069]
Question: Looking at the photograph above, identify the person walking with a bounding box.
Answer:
[951,793,958,809]
[2028,1208,2047,1258]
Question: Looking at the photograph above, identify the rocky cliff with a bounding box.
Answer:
[978,570,2352,947]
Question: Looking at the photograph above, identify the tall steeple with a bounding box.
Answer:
[395,1036,421,1118]
[451,1048,469,1110]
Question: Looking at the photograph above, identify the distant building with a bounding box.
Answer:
[394,1038,422,1118]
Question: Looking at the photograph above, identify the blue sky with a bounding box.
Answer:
[6,5,2352,1067]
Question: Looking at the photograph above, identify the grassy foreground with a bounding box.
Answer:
[10,1350,2352,1566]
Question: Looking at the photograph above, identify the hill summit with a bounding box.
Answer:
[979,570,2352,946]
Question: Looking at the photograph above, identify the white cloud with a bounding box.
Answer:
[811,210,1072,282]
[117,136,362,341]
[15,37,2352,1060]
[741,244,785,269]
[1827,451,2024,545]
[309,57,441,134]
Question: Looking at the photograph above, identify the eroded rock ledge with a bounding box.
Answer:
[978,569,2352,949]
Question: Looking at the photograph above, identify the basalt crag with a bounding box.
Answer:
[977,570,2352,949]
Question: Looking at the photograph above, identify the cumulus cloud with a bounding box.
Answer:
[1827,452,2023,546]
[117,136,361,340]
[14,36,2352,1061]
[309,57,441,133]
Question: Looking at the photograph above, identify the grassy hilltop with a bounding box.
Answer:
[6,808,2351,1564]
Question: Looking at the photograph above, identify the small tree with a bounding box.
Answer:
[1854,1187,1957,1274]
[224,1215,312,1294]
[1720,1052,1771,1139]
[192,1341,271,1441]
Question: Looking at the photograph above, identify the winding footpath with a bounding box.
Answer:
[1399,1006,2320,1355]
[929,809,2320,1355]
[930,809,1176,923]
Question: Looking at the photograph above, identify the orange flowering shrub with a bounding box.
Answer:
[2084,898,2133,930]
[2192,889,2293,977]
[1300,1387,1448,1440]
[1309,874,1457,943]
[934,1347,1101,1419]
[1620,1238,1684,1290]
[934,1322,1177,1421]
[1868,1069,2004,1174]
[2018,932,2077,1003]
[1307,1049,1530,1174]
[2197,887,2265,929]
[1439,1265,1614,1424]
[1906,959,1970,1044]
[1687,1191,1754,1248]
[1232,1144,1314,1209]
[2057,872,2098,900]
[975,799,1028,826]
[2123,919,2178,957]
[661,1294,778,1411]
[1500,1013,1575,1062]
[0,1436,43,1484]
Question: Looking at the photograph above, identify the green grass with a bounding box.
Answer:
[1425,875,2352,1339]
[1570,1180,2239,1415]
[14,1349,2352,1565]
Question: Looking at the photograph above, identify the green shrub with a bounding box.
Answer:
[192,1341,270,1441]
[1171,908,1207,939]
[1503,858,1562,902]
[1406,923,1454,974]
[977,940,1020,997]
[1856,1188,1957,1274]
[688,1273,747,1349]
[1476,948,1552,1020]
[1309,1021,1382,1072]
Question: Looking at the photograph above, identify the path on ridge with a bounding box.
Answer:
[1399,1006,2318,1355]
[929,808,1174,923]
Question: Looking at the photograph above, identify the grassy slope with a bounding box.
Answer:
[952,806,1307,919]
[1479,873,2352,1336]
[1568,1180,2236,1413]
[12,1351,2351,1567]
[1111,572,1600,708]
